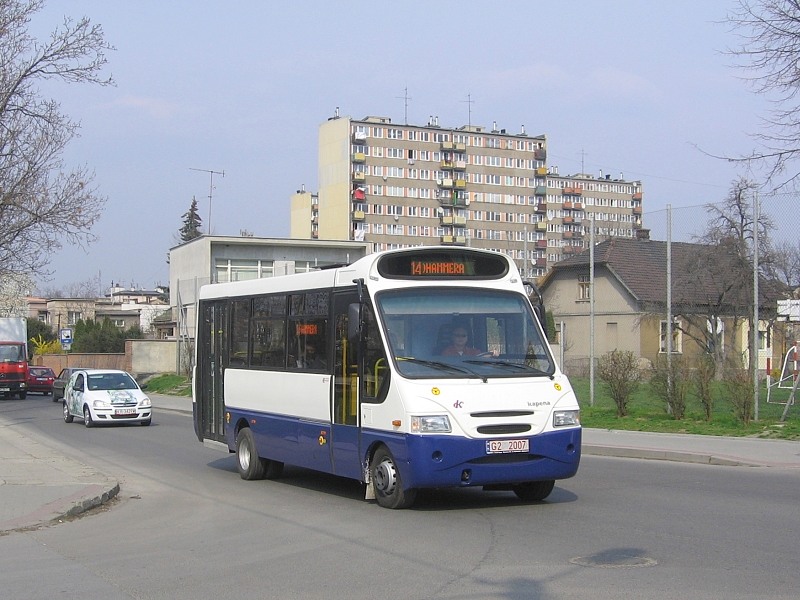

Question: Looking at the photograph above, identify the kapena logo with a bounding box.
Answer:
[528,401,551,407]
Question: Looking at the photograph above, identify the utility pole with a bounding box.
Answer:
[190,168,225,234]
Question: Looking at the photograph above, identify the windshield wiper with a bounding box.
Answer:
[463,359,554,378]
[396,357,487,380]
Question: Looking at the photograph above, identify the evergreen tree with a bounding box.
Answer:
[179,197,203,242]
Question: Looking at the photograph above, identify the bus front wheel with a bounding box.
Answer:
[370,446,417,509]
[236,428,266,480]
[513,480,555,502]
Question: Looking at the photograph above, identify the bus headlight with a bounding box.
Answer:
[553,410,580,427]
[411,415,451,433]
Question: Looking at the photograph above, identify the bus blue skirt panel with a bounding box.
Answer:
[364,427,581,489]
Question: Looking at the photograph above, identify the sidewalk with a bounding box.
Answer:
[1,393,799,534]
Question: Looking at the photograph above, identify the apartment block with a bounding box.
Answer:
[290,113,643,277]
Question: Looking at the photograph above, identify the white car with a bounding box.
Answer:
[63,369,152,427]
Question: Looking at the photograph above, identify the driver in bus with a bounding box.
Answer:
[441,327,482,357]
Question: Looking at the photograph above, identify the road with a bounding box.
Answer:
[2,397,800,600]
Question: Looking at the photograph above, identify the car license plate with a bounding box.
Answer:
[115,408,136,415]
[486,439,529,454]
[0,387,9,392]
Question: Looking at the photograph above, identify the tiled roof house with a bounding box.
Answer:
[539,235,782,373]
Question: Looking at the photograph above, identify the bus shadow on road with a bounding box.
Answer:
[206,455,578,510]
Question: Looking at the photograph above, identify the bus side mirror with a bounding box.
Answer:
[348,303,361,349]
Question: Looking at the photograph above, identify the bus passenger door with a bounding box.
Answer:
[331,292,362,479]
[194,300,227,444]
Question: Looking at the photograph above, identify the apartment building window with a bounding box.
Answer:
[660,319,682,353]
[407,187,418,198]
[67,311,83,325]
[421,226,431,236]
[374,223,384,234]
[419,169,430,180]
[387,224,404,235]
[419,188,431,199]
[407,206,417,217]
[486,156,500,167]
[371,184,383,195]
[488,230,502,241]
[387,128,402,139]
[487,211,500,222]
[487,174,501,185]
[420,131,429,141]
[419,150,430,161]
[473,173,483,184]
[373,204,384,215]
[353,202,367,212]
[387,166,404,178]
[387,205,403,216]
[408,225,418,236]
[387,186,404,197]
[372,127,384,138]
[408,130,417,141]
[387,147,404,159]
[372,165,383,177]
[434,132,449,142]
[420,207,430,217]
[487,138,500,148]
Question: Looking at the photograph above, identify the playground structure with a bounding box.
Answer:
[767,342,799,419]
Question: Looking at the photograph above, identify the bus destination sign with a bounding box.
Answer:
[378,249,508,280]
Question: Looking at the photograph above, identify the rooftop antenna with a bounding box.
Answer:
[190,167,225,234]
[396,87,412,124]
[579,148,587,175]
[461,93,475,128]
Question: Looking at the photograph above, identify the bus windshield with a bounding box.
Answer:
[377,288,555,379]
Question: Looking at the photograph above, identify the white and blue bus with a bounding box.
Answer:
[193,247,580,508]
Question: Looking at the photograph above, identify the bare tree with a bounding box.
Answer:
[0,0,113,280]
[727,0,800,186]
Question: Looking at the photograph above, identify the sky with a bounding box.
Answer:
[28,0,774,294]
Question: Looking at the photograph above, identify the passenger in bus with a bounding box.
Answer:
[299,339,326,369]
[440,327,482,357]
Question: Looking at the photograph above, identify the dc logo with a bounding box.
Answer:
[453,400,463,409]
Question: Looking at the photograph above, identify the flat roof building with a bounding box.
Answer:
[291,112,643,278]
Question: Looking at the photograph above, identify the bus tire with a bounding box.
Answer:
[236,428,265,480]
[513,480,555,502]
[370,446,417,509]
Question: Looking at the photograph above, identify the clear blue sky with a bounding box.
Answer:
[31,0,768,293]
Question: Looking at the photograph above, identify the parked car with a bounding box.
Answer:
[27,366,55,395]
[62,369,152,427]
[53,367,83,402]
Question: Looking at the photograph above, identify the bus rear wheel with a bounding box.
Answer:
[236,428,267,480]
[370,446,417,509]
[513,480,555,502]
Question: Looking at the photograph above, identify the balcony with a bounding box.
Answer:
[352,131,367,143]
[441,235,466,245]
[454,142,466,152]
[535,167,547,176]
[534,148,546,161]
[352,187,366,201]
[437,178,454,189]
[535,203,547,213]
[563,187,582,196]
[535,258,547,267]
[441,160,454,170]
[535,222,547,232]
[441,235,453,244]
[453,215,467,226]
[563,216,574,224]
[440,215,454,225]
[633,206,642,214]
[454,179,467,189]
[632,192,643,201]
[353,210,365,221]
[352,171,365,182]
[352,152,366,163]
[536,239,547,249]
[535,186,546,196]
[563,201,574,209]
[441,141,455,150]
[563,231,573,239]
[455,160,466,169]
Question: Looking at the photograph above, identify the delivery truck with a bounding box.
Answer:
[0,317,29,399]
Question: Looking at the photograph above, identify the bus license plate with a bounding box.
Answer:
[115,408,136,415]
[486,439,529,454]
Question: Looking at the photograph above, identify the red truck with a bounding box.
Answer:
[0,317,29,400]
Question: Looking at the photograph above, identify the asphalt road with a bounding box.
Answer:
[2,398,799,600]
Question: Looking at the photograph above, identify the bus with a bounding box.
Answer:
[193,247,581,509]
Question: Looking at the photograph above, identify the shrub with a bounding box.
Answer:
[650,355,691,420]
[694,354,716,421]
[597,350,640,417]
[726,368,755,425]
